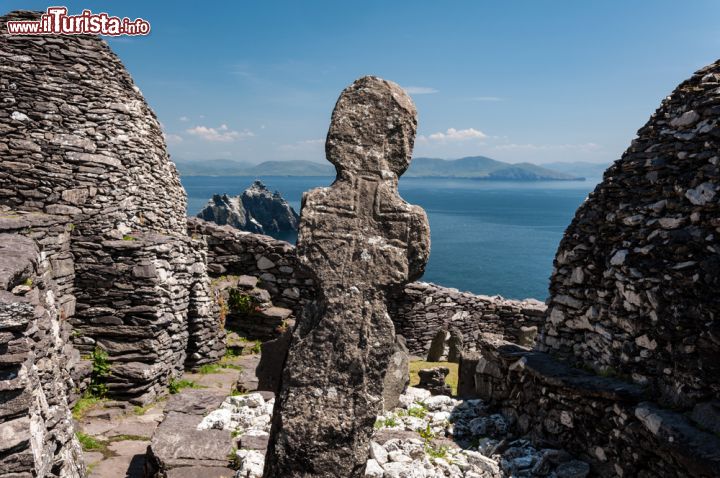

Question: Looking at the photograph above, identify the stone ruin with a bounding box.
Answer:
[458,60,720,477]
[0,10,224,476]
[264,76,431,477]
[542,60,720,409]
[0,7,719,478]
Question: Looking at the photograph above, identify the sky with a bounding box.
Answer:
[6,1,720,165]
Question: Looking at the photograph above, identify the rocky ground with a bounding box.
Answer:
[212,386,589,478]
[75,357,589,478]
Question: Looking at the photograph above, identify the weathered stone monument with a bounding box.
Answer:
[264,76,430,477]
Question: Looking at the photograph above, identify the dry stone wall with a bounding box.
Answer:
[460,335,720,477]
[389,282,545,355]
[0,10,224,405]
[542,60,720,409]
[188,217,316,313]
[0,233,84,478]
[191,217,544,356]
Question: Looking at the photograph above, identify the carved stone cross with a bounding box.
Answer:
[264,76,430,477]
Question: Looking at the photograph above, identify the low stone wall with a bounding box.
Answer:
[389,282,546,356]
[0,234,84,477]
[188,217,316,313]
[190,218,547,356]
[458,335,720,477]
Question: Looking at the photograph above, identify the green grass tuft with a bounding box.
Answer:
[76,432,104,451]
[198,363,222,374]
[72,395,104,420]
[169,378,201,394]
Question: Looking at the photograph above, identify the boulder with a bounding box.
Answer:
[417,367,452,396]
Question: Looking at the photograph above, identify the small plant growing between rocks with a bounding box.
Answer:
[122,234,135,241]
[408,403,428,419]
[228,447,241,470]
[168,378,200,394]
[72,395,104,420]
[22,278,33,287]
[425,443,450,459]
[75,432,104,452]
[228,289,257,315]
[374,416,400,429]
[198,363,221,374]
[417,423,436,442]
[89,347,110,398]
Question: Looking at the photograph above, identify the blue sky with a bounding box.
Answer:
[6,1,720,164]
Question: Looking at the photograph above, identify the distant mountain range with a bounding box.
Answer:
[173,156,610,181]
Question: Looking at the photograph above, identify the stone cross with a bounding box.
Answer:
[264,76,430,477]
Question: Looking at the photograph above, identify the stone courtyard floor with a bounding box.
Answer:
[75,354,258,478]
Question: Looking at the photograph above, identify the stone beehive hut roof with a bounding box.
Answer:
[0,10,186,235]
[543,59,720,408]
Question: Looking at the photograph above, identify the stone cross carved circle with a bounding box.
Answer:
[298,75,430,291]
[264,76,431,477]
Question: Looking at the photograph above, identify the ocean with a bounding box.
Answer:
[182,176,599,301]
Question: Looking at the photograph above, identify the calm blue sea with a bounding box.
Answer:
[182,176,599,300]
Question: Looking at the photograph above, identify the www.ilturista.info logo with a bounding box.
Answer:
[6,7,150,36]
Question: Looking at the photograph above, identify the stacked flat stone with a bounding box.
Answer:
[0,211,88,402]
[71,233,198,402]
[188,217,316,313]
[460,334,720,477]
[186,235,226,369]
[542,60,720,408]
[0,10,224,402]
[0,234,84,477]
[390,282,546,355]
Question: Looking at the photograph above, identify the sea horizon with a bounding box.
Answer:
[182,175,601,301]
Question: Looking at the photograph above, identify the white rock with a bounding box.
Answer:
[365,458,384,477]
[370,440,388,465]
[685,182,716,206]
[382,461,428,478]
[423,395,455,412]
[229,392,266,408]
[235,449,265,478]
[197,408,232,430]
[11,111,29,122]
[462,450,501,475]
[398,387,431,408]
[388,451,413,463]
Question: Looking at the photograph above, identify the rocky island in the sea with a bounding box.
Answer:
[197,180,300,235]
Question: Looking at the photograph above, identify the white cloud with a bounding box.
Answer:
[492,142,600,152]
[279,138,324,151]
[179,116,189,122]
[186,124,254,142]
[163,133,183,145]
[468,96,503,102]
[403,86,438,95]
[418,128,487,143]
